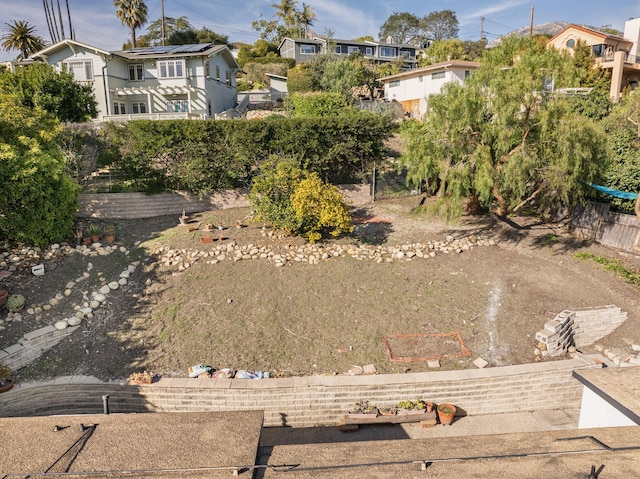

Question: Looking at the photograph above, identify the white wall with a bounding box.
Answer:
[578,386,638,429]
[624,18,640,58]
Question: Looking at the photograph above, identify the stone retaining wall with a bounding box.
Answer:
[0,359,592,427]
[535,306,627,358]
[77,185,371,219]
[0,325,79,371]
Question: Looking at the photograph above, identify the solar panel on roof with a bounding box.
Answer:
[124,43,214,56]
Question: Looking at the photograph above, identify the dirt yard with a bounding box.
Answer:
[3,196,640,381]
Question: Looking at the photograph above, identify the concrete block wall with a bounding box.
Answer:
[76,185,371,219]
[536,306,627,357]
[0,359,591,427]
[0,326,79,371]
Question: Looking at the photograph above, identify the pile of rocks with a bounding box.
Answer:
[155,235,497,271]
[594,343,640,367]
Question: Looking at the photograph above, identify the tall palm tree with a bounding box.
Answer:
[297,3,316,38]
[114,0,148,48]
[271,0,297,27]
[1,20,47,59]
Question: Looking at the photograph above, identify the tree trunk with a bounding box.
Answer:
[131,27,136,48]
[492,181,507,217]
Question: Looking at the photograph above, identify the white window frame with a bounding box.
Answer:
[380,47,396,58]
[128,63,144,81]
[300,44,316,55]
[365,47,373,55]
[390,80,400,88]
[158,59,185,79]
[334,45,341,54]
[65,60,93,81]
[432,71,445,79]
[225,70,232,86]
[131,102,147,114]
[166,100,189,113]
[113,101,126,115]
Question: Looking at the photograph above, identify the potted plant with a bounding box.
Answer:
[103,224,116,243]
[0,289,7,307]
[436,403,456,425]
[74,228,84,246]
[6,294,25,312]
[348,400,379,418]
[0,365,14,393]
[179,209,189,225]
[397,400,427,416]
[378,406,397,416]
[88,224,101,242]
[128,371,155,385]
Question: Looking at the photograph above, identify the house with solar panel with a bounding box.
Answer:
[31,39,242,121]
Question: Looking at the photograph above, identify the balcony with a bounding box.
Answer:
[102,112,204,122]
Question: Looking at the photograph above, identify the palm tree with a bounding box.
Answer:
[1,20,47,59]
[114,0,148,48]
[297,3,316,38]
[271,0,297,27]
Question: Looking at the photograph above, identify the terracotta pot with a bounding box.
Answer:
[83,237,92,246]
[90,235,100,243]
[437,404,456,425]
[104,234,115,244]
[0,379,14,393]
[201,236,213,243]
[0,290,7,307]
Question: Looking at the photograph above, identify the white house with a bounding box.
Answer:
[31,39,242,121]
[378,60,480,119]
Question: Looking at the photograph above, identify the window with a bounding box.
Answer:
[300,44,316,54]
[565,39,576,49]
[390,80,400,87]
[216,65,220,81]
[365,47,373,55]
[464,70,471,79]
[205,61,210,78]
[207,101,212,117]
[131,102,147,114]
[334,45,341,54]
[225,70,231,86]
[432,71,445,79]
[380,47,395,58]
[65,60,93,81]
[348,46,360,54]
[128,63,144,81]
[400,50,411,59]
[418,75,423,83]
[113,101,126,115]
[158,60,184,78]
[166,100,189,113]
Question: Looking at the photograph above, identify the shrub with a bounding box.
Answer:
[286,91,356,117]
[250,157,353,243]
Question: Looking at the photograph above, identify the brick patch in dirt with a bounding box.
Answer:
[383,332,471,362]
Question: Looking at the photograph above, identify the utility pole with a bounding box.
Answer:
[161,0,166,46]
[480,16,484,40]
[529,5,534,37]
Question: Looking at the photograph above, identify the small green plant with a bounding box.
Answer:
[88,224,101,236]
[397,399,426,410]
[574,252,640,285]
[437,404,455,415]
[6,294,25,312]
[0,364,12,385]
[103,224,115,236]
[349,400,377,413]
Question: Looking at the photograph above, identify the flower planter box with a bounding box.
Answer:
[397,409,427,416]
[347,410,379,419]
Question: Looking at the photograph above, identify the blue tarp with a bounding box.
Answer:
[586,183,638,200]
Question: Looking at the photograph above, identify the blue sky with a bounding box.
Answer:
[1,0,639,61]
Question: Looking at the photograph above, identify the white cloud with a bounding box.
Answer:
[458,0,530,25]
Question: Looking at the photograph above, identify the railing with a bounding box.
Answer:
[102,112,203,122]
[597,51,639,64]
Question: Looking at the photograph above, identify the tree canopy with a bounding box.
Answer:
[1,20,47,60]
[401,37,608,218]
[252,0,317,47]
[0,63,97,122]
[114,0,148,48]
[379,10,459,45]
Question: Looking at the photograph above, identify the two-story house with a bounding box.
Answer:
[31,39,241,121]
[278,37,418,69]
[378,60,480,119]
[547,19,640,102]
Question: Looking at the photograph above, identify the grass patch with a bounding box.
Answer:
[574,252,640,285]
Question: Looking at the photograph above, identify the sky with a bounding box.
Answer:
[1,0,639,61]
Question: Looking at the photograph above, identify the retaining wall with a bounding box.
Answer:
[76,185,371,219]
[535,306,627,357]
[0,326,79,371]
[0,359,592,427]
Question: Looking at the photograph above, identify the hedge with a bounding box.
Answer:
[104,113,394,195]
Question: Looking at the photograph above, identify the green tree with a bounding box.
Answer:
[287,91,356,116]
[0,93,79,246]
[379,12,419,43]
[401,36,608,217]
[420,10,458,41]
[0,63,97,122]
[1,20,47,59]
[320,57,368,96]
[419,39,464,65]
[114,0,148,48]
[296,2,316,38]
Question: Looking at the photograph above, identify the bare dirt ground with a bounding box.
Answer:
[3,196,640,382]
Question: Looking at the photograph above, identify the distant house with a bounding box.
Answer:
[547,19,640,102]
[31,39,241,121]
[278,37,418,69]
[378,60,480,119]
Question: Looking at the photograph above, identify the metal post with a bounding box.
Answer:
[102,395,110,415]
